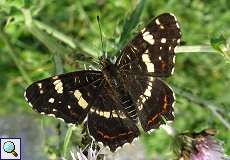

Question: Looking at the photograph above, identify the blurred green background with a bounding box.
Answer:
[0,0,229,159]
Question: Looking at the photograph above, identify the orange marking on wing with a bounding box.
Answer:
[161,61,166,70]
[163,96,168,111]
[147,114,158,125]
[69,110,78,117]
[96,130,133,140]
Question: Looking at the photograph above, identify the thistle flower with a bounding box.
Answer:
[189,135,225,160]
[70,141,103,160]
[71,148,97,160]
[177,129,227,160]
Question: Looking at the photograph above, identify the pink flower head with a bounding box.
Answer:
[190,135,225,160]
[178,129,227,160]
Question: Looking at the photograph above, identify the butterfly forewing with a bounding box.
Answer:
[24,71,103,124]
[116,13,181,77]
[116,13,180,132]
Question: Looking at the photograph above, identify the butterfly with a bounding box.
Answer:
[24,13,181,152]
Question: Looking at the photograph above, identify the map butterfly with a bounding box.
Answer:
[24,13,181,152]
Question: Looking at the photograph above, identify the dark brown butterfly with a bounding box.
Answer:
[24,13,181,152]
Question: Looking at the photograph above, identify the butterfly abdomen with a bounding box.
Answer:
[102,61,138,121]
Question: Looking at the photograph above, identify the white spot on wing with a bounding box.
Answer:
[92,109,126,119]
[48,98,55,103]
[141,27,146,33]
[161,38,166,43]
[142,31,155,45]
[148,129,156,134]
[28,102,33,107]
[78,97,88,109]
[137,79,154,110]
[171,67,175,74]
[169,46,172,51]
[37,83,42,89]
[57,117,65,122]
[144,89,151,97]
[140,95,146,103]
[176,23,180,28]
[142,54,151,62]
[177,39,181,44]
[172,101,176,107]
[74,90,81,100]
[115,146,122,152]
[173,56,176,63]
[52,76,59,80]
[48,114,55,117]
[155,18,160,25]
[143,31,150,36]
[169,13,178,21]
[143,34,155,45]
[90,108,95,112]
[74,90,88,109]
[53,79,63,94]
[102,111,111,118]
[149,77,154,81]
[142,54,154,72]
[24,91,28,101]
[138,104,143,110]
[146,63,154,72]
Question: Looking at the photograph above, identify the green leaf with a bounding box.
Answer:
[210,35,230,61]
[5,0,24,9]
[24,0,33,8]
[118,0,146,52]
[210,35,227,54]
[62,127,73,158]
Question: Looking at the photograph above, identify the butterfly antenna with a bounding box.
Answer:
[97,16,106,58]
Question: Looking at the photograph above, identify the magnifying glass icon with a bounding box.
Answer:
[3,141,18,157]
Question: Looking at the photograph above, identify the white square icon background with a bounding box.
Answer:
[1,138,21,160]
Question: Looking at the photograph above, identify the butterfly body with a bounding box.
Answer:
[24,13,181,152]
[100,58,138,121]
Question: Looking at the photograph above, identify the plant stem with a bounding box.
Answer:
[53,54,64,75]
[62,126,73,158]
[34,20,76,49]
[0,30,32,85]
[175,45,218,54]
[22,9,72,57]
[173,86,230,130]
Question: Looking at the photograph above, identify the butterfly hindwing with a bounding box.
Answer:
[88,111,139,152]
[87,81,140,151]
[24,71,102,124]
[116,13,181,77]
[121,73,175,132]
[136,78,175,132]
